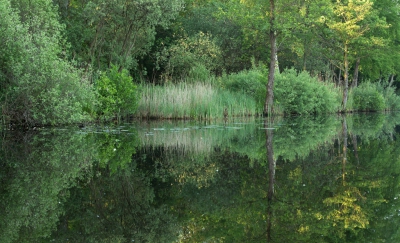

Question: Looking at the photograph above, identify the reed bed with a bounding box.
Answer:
[136,82,261,120]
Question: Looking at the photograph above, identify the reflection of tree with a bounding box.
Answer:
[172,150,268,242]
[3,114,400,242]
[323,117,369,236]
[51,132,180,242]
[0,130,97,243]
[54,163,178,243]
[0,128,180,242]
[265,120,275,242]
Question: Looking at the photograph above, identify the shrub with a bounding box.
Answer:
[95,65,138,120]
[383,86,400,111]
[351,82,385,111]
[221,68,265,95]
[274,69,340,114]
[219,65,267,111]
[187,64,214,82]
[370,82,400,111]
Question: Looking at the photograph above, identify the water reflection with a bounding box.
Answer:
[1,114,400,242]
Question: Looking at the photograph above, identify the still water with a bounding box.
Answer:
[1,113,400,242]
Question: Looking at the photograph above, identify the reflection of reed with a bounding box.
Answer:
[138,121,257,155]
[141,129,216,155]
[137,121,258,189]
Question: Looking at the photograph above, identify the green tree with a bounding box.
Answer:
[0,0,96,126]
[360,0,400,83]
[0,130,98,242]
[55,0,184,71]
[321,0,389,110]
[157,31,222,81]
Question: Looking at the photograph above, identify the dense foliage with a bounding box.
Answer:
[0,0,96,125]
[95,65,138,120]
[1,0,400,125]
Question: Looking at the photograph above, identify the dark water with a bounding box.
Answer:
[1,113,400,242]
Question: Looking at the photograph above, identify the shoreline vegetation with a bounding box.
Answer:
[2,0,400,127]
[134,66,400,121]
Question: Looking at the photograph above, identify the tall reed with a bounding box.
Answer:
[136,81,261,120]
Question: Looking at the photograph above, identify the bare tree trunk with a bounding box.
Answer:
[264,0,277,116]
[352,58,360,88]
[388,74,395,87]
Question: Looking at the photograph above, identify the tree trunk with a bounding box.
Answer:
[352,57,360,88]
[342,43,349,111]
[264,0,277,116]
[388,74,395,87]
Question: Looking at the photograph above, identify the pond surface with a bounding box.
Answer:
[1,113,400,242]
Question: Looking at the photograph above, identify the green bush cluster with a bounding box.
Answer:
[95,65,138,121]
[351,82,388,111]
[351,82,400,111]
[217,67,343,115]
[274,69,341,114]
[219,65,266,111]
[220,68,265,96]
[372,82,400,111]
[383,86,400,111]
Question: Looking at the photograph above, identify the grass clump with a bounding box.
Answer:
[136,81,260,120]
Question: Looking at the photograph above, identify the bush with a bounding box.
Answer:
[219,65,267,110]
[221,69,265,95]
[383,86,400,111]
[370,82,400,111]
[351,82,385,112]
[187,64,214,82]
[95,65,138,120]
[274,69,340,114]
